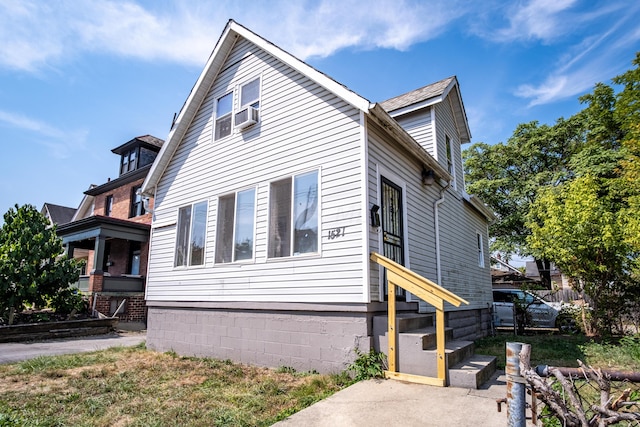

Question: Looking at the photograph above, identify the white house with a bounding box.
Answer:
[141,20,494,380]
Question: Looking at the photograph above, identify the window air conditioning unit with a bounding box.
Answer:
[234,106,259,130]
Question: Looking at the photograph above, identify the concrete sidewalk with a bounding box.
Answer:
[0,331,146,364]
[274,372,511,427]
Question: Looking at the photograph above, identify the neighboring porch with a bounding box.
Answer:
[57,216,150,323]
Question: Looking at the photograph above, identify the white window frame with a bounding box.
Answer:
[267,169,320,259]
[174,201,208,268]
[215,187,257,264]
[446,134,456,190]
[213,92,233,141]
[477,232,485,268]
[239,76,261,110]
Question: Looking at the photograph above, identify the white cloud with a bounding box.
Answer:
[494,0,578,43]
[513,2,640,106]
[0,110,88,159]
[0,0,468,72]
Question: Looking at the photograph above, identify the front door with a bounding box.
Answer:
[381,177,405,299]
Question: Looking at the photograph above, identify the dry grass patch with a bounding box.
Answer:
[0,344,351,426]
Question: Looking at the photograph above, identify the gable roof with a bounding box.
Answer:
[41,203,76,225]
[141,20,472,196]
[379,76,471,143]
[142,20,370,196]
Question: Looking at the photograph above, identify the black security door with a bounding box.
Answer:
[381,177,405,299]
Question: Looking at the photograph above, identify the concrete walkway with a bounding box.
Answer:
[0,331,146,364]
[274,372,512,427]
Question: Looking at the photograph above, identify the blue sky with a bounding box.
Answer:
[1,0,639,221]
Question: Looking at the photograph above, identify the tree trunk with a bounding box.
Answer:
[535,258,552,289]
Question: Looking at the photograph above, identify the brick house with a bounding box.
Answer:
[56,135,163,326]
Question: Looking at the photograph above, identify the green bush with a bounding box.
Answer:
[347,349,387,381]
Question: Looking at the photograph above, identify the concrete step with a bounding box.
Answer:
[376,326,454,352]
[449,354,497,389]
[380,340,476,379]
[373,313,434,334]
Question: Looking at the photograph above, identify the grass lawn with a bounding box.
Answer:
[475,332,640,371]
[0,343,351,426]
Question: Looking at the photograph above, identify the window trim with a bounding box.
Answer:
[215,187,257,264]
[267,168,320,260]
[174,200,209,268]
[239,76,261,110]
[105,195,113,217]
[120,147,139,175]
[445,134,456,189]
[130,185,145,218]
[477,232,485,268]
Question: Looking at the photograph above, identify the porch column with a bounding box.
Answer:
[66,243,76,259]
[89,236,106,293]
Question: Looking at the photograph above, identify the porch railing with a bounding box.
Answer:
[371,252,469,387]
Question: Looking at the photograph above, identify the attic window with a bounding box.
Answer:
[214,92,233,140]
[120,148,138,175]
[240,77,260,109]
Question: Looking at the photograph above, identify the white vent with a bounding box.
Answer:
[234,106,259,130]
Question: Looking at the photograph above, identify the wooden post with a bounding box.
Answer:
[388,280,397,373]
[436,307,446,384]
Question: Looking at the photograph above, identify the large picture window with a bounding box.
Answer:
[214,92,233,140]
[268,170,318,258]
[175,201,208,267]
[215,188,256,263]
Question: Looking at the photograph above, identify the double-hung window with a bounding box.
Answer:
[268,170,319,258]
[130,185,145,217]
[214,92,233,140]
[477,232,485,268]
[105,195,113,217]
[175,201,208,267]
[445,135,456,189]
[215,188,256,263]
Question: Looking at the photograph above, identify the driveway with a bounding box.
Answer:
[0,331,146,364]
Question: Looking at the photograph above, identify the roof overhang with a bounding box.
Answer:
[85,164,151,196]
[368,103,452,183]
[57,215,150,245]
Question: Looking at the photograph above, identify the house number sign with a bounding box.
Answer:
[327,226,346,240]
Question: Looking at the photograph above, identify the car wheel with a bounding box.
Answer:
[555,315,577,333]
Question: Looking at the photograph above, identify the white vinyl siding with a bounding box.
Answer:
[148,37,365,303]
[393,108,436,157]
[367,116,491,309]
[367,121,438,301]
[435,101,465,192]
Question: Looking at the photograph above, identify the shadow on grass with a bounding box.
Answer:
[475,332,590,370]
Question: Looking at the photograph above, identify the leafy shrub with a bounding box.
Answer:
[347,348,387,381]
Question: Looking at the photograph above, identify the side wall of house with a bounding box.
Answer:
[366,120,439,301]
[146,37,367,304]
[392,108,435,157]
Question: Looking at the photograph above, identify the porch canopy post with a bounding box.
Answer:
[370,252,469,387]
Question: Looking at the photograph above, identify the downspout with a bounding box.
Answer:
[434,181,450,286]
[418,179,450,313]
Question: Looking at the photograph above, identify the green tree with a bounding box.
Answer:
[526,53,640,335]
[526,176,634,335]
[463,117,584,285]
[0,204,82,324]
